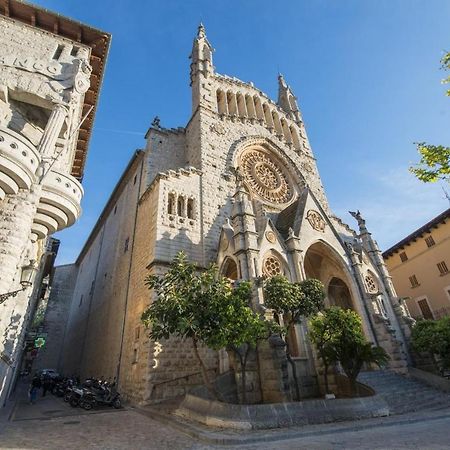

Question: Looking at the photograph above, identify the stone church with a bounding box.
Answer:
[58,25,413,404]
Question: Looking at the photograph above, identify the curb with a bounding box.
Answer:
[134,405,450,446]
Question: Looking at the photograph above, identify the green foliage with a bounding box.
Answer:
[263,276,325,400]
[409,52,450,183]
[411,317,450,372]
[263,275,325,324]
[141,252,270,401]
[409,142,450,183]
[142,252,268,350]
[309,307,389,395]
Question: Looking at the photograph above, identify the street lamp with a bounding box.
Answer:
[0,260,37,305]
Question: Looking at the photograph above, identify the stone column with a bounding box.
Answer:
[0,187,40,294]
[38,104,68,157]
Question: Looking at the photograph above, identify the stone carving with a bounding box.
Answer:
[365,273,378,294]
[151,116,161,128]
[306,209,325,232]
[265,230,276,243]
[240,148,292,204]
[72,58,92,94]
[263,255,283,278]
[349,209,366,228]
[210,122,226,135]
[301,161,314,174]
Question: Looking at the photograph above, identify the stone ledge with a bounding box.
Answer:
[409,367,450,393]
[174,392,389,430]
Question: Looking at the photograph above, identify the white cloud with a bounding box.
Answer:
[332,167,448,251]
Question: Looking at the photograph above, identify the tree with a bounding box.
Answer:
[263,275,325,400]
[212,281,272,403]
[411,316,450,374]
[141,252,270,402]
[309,307,389,396]
[409,52,450,183]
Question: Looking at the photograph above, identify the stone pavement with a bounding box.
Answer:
[1,391,450,449]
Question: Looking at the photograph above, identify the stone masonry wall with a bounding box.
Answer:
[61,156,143,380]
[33,264,78,373]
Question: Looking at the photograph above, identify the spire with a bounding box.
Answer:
[277,73,302,123]
[189,22,214,85]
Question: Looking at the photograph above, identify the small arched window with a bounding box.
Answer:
[177,196,185,217]
[168,193,175,215]
[187,198,195,219]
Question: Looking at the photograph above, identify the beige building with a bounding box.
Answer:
[58,25,414,404]
[0,1,110,405]
[383,208,450,321]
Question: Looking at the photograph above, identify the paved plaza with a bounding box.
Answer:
[1,388,450,450]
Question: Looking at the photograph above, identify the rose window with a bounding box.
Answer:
[365,274,378,294]
[263,255,283,278]
[240,149,293,205]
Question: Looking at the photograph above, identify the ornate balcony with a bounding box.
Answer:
[32,169,84,239]
[0,126,41,200]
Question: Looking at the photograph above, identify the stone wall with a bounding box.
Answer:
[61,154,144,381]
[33,264,78,373]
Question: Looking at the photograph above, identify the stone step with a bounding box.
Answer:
[357,370,450,415]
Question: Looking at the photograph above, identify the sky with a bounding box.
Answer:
[33,0,450,264]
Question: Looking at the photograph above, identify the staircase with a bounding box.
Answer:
[358,370,450,415]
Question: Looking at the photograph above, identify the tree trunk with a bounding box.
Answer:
[192,338,218,400]
[237,349,247,404]
[284,327,301,401]
[323,360,330,395]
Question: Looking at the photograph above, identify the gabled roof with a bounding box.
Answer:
[382,207,450,258]
[0,0,111,181]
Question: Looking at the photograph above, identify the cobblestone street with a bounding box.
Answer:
[1,388,450,450]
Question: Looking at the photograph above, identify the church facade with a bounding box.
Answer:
[59,25,413,404]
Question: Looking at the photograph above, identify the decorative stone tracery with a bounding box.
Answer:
[306,209,326,232]
[262,255,283,278]
[239,147,293,205]
[365,273,378,294]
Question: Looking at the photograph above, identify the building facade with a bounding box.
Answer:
[383,208,450,320]
[59,25,413,404]
[0,1,110,405]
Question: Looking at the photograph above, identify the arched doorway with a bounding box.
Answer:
[328,277,353,310]
[221,258,238,281]
[304,241,356,311]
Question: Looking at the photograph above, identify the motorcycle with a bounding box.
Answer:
[79,381,121,410]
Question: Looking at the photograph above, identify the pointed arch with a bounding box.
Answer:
[263,103,274,127]
[271,110,283,135]
[280,118,292,144]
[226,91,237,115]
[254,96,264,121]
[289,126,301,151]
[245,94,256,119]
[236,93,247,118]
[216,90,227,114]
[220,257,239,281]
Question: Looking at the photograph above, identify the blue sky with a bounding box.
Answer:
[35,0,450,264]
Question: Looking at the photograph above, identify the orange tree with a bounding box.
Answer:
[141,252,270,402]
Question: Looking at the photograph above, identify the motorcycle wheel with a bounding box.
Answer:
[69,397,79,407]
[113,398,121,409]
[63,393,71,402]
[81,401,93,411]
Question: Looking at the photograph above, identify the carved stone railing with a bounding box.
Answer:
[0,126,41,200]
[33,169,83,238]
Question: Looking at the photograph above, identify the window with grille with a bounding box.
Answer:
[409,275,419,288]
[399,252,408,262]
[425,235,435,247]
[437,261,449,275]
[417,298,433,320]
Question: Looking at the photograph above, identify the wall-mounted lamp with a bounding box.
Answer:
[0,260,37,305]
